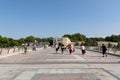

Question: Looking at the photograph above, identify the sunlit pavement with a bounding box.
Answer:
[0,48,120,80]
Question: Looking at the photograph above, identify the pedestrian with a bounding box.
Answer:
[61,44,65,53]
[33,43,37,51]
[55,44,59,53]
[71,44,75,52]
[101,44,107,57]
[24,45,27,54]
[68,44,72,54]
[81,45,86,55]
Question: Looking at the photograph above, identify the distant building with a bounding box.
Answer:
[62,37,71,46]
[53,37,71,47]
[78,41,85,45]
[96,41,118,47]
[71,41,85,46]
[53,38,62,46]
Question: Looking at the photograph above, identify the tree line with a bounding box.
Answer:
[0,33,120,48]
[0,35,53,47]
[63,33,120,46]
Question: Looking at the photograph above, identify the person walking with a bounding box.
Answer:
[101,44,107,57]
[55,44,59,53]
[81,45,86,55]
[61,44,65,53]
[24,45,27,54]
[68,44,72,54]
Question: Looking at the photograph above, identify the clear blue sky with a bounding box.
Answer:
[0,0,120,39]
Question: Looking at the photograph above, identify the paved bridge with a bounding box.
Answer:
[0,47,120,80]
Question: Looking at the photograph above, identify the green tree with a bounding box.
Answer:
[8,38,19,47]
[105,35,120,42]
[63,33,86,42]
[18,38,25,46]
[35,38,42,42]
[0,37,9,47]
[25,36,36,43]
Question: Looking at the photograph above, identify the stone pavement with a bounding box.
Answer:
[0,48,120,80]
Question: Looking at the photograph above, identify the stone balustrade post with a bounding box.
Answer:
[7,48,10,54]
[0,48,2,54]
[13,47,16,53]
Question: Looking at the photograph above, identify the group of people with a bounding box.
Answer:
[55,43,75,54]
[24,42,108,57]
[80,44,108,57]
[55,43,108,57]
[55,43,86,55]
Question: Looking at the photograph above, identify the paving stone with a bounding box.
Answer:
[0,48,119,80]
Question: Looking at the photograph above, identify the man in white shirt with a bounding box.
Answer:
[81,45,86,55]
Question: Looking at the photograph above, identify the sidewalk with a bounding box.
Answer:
[0,48,119,80]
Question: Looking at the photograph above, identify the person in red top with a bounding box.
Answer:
[68,44,72,54]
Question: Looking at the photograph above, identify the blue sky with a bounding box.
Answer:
[0,0,120,39]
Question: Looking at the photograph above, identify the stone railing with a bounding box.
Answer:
[0,47,24,55]
[86,46,120,54]
[0,46,45,57]
[75,46,120,56]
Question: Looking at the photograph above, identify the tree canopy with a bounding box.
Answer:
[63,33,86,42]
[0,33,120,47]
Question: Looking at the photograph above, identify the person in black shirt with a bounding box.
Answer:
[101,44,107,57]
